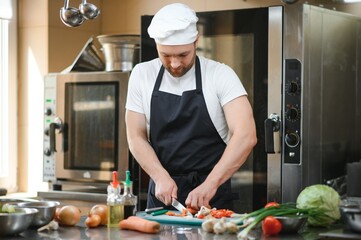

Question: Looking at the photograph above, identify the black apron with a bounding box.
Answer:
[147,57,238,209]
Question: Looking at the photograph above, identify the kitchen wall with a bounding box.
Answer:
[17,0,361,194]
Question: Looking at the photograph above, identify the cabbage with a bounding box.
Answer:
[296,184,341,227]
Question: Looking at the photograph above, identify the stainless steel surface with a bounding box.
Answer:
[281,4,361,203]
[65,37,105,72]
[79,0,99,20]
[44,71,130,183]
[38,191,107,202]
[267,6,283,204]
[0,214,336,240]
[60,0,84,27]
[0,207,38,236]
[97,34,140,71]
[275,216,307,233]
[340,206,361,233]
[16,201,60,228]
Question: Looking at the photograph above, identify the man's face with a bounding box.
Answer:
[156,41,197,78]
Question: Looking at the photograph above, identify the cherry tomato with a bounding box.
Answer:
[197,214,205,219]
[264,201,280,208]
[262,216,282,236]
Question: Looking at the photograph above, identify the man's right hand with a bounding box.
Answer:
[154,176,178,206]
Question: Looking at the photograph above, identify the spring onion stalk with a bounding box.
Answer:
[236,203,323,239]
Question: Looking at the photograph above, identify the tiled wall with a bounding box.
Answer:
[17,0,361,193]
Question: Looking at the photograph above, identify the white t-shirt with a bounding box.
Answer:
[125,56,247,143]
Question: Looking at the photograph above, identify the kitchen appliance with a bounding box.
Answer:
[139,3,361,212]
[97,34,140,71]
[43,71,130,189]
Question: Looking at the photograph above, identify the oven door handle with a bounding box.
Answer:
[264,113,281,153]
[49,117,63,153]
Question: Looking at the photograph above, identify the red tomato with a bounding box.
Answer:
[264,202,280,208]
[262,216,282,236]
[210,209,234,218]
[197,214,205,219]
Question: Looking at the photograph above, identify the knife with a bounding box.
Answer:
[145,206,164,214]
[171,198,192,216]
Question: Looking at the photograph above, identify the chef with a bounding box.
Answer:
[125,3,257,210]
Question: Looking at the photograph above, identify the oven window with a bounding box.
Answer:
[64,82,119,171]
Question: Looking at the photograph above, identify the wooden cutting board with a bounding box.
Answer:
[137,211,204,226]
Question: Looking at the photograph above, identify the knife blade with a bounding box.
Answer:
[171,198,192,216]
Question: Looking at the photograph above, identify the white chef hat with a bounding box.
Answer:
[148,3,199,45]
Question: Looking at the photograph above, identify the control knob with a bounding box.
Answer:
[286,107,300,121]
[44,108,52,116]
[44,148,51,156]
[285,132,300,147]
[287,81,300,95]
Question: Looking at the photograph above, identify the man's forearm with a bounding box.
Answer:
[129,137,170,182]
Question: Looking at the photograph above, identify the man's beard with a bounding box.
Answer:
[165,55,196,78]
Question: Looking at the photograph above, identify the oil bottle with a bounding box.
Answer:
[107,171,123,227]
[121,170,137,218]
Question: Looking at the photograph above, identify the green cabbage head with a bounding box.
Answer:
[296,184,341,227]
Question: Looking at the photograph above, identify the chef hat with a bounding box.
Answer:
[148,3,199,45]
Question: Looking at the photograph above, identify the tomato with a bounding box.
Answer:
[210,209,234,218]
[197,214,205,219]
[264,202,280,208]
[262,216,282,236]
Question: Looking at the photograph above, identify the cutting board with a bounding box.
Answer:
[137,211,205,226]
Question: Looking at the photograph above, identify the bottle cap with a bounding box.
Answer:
[111,171,119,188]
[124,170,132,187]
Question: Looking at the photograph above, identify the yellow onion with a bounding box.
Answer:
[89,204,108,225]
[57,205,81,226]
[85,214,101,228]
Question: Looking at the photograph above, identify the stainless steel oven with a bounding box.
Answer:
[43,71,130,189]
[139,3,361,212]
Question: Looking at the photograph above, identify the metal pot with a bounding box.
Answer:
[16,201,60,228]
[97,34,140,72]
[0,207,38,236]
[340,204,361,233]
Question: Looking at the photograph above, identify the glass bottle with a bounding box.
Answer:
[121,170,137,218]
[107,171,123,227]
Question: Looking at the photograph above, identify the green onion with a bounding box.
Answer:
[236,203,324,239]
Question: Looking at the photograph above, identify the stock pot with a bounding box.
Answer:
[97,34,140,71]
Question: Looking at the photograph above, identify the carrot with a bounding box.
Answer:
[119,216,161,234]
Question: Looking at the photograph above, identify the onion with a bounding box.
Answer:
[89,204,108,225]
[85,214,101,228]
[57,205,81,226]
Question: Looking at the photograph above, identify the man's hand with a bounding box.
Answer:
[154,176,178,206]
[185,182,217,209]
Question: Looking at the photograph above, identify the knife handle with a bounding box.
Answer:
[151,209,169,216]
[145,207,164,214]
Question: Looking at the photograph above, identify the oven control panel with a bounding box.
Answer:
[284,59,301,164]
[43,75,57,182]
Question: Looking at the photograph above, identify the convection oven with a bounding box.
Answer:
[43,71,130,189]
[138,4,361,212]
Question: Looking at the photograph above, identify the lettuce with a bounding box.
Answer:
[296,184,341,227]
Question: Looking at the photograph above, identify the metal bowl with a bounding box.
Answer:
[275,216,308,233]
[340,206,361,233]
[0,207,38,236]
[16,201,60,228]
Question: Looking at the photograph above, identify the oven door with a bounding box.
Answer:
[140,7,283,212]
[50,71,130,182]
